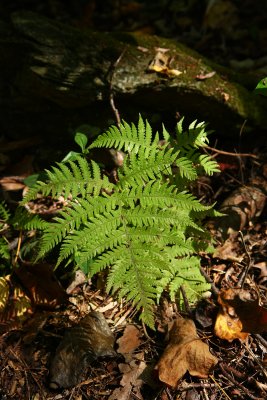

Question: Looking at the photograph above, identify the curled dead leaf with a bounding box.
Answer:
[214,288,267,341]
[147,50,182,78]
[117,324,142,361]
[108,357,146,400]
[155,317,218,388]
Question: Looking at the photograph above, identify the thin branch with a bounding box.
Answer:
[109,47,128,126]
[205,145,258,159]
[238,231,252,288]
[219,363,261,400]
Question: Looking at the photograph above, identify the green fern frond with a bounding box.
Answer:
[0,237,9,260]
[0,202,10,222]
[106,245,170,327]
[89,116,159,155]
[118,145,177,187]
[11,207,49,231]
[168,257,211,304]
[57,209,124,264]
[175,156,197,180]
[176,118,211,149]
[198,154,220,175]
[22,157,113,203]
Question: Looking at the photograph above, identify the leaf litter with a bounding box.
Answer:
[155,317,218,387]
[1,157,267,399]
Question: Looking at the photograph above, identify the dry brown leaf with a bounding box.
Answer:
[253,262,267,285]
[0,176,26,191]
[214,288,267,341]
[213,238,243,262]
[147,50,182,78]
[108,356,146,400]
[195,71,216,80]
[117,324,142,359]
[14,262,67,309]
[155,317,218,388]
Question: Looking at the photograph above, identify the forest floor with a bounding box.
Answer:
[0,1,267,399]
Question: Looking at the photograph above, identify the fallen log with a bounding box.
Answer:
[0,11,267,140]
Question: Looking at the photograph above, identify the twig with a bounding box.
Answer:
[164,387,174,400]
[242,341,267,380]
[200,266,219,296]
[239,119,247,138]
[14,230,22,264]
[205,145,258,159]
[110,93,121,126]
[141,320,154,341]
[180,285,191,314]
[109,47,127,126]
[237,231,251,288]
[209,374,233,400]
[255,334,267,349]
[180,383,216,390]
[202,386,210,400]
[219,363,262,400]
[9,348,44,396]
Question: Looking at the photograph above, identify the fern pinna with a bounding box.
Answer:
[22,116,219,327]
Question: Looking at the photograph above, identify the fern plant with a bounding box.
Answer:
[0,202,11,262]
[0,201,48,267]
[22,116,219,327]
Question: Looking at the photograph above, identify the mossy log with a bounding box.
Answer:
[0,11,267,140]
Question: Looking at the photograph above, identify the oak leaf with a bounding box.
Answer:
[214,288,267,341]
[155,317,218,388]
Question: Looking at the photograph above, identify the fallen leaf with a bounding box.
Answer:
[155,317,218,388]
[14,262,67,309]
[214,288,267,341]
[0,177,25,191]
[108,356,146,400]
[195,299,217,328]
[117,324,142,360]
[195,71,216,80]
[221,92,230,102]
[147,50,182,78]
[213,238,242,262]
[253,262,267,286]
[66,269,87,294]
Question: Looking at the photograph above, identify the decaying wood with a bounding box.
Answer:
[0,11,267,141]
